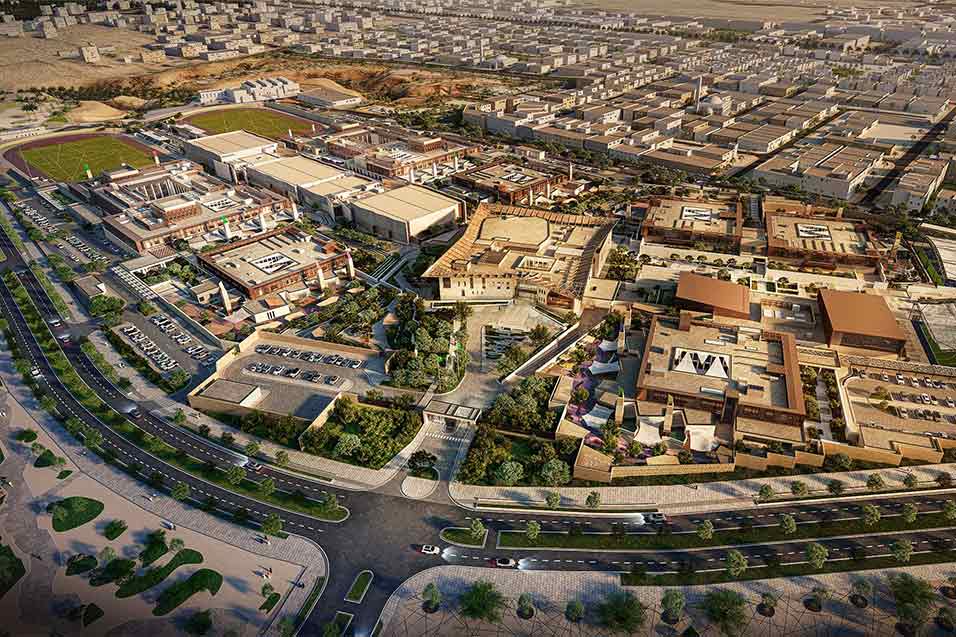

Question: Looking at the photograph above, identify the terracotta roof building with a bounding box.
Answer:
[675,272,750,320]
[817,289,907,356]
[639,196,744,253]
[423,203,615,313]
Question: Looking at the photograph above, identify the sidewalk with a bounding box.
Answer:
[376,561,956,637]
[0,346,328,637]
[448,463,956,515]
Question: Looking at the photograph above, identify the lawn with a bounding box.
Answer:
[501,509,956,552]
[0,545,25,600]
[19,136,153,182]
[47,496,104,532]
[345,570,373,603]
[152,568,223,616]
[185,108,313,139]
[117,549,203,598]
[440,527,486,548]
[915,320,956,366]
[34,448,55,468]
[66,554,98,576]
[259,592,281,612]
[83,603,104,627]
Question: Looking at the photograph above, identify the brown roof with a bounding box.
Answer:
[818,289,906,342]
[675,272,750,316]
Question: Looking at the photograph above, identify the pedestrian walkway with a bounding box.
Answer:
[448,461,956,515]
[0,348,327,637]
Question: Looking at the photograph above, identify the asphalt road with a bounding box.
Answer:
[2,205,956,635]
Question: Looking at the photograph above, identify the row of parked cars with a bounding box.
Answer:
[121,324,179,372]
[15,201,60,235]
[150,314,210,362]
[60,234,107,264]
[878,371,955,391]
[245,362,339,385]
[253,344,363,369]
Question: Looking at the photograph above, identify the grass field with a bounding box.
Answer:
[185,108,313,139]
[19,136,153,182]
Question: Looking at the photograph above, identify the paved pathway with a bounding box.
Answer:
[448,463,956,514]
[377,561,956,636]
[0,346,327,637]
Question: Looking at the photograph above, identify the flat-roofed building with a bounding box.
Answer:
[346,184,463,244]
[298,81,363,108]
[752,143,883,200]
[636,313,807,447]
[424,203,615,313]
[198,226,354,300]
[640,196,744,253]
[675,272,751,320]
[451,159,565,205]
[94,160,290,253]
[183,130,280,181]
[765,210,886,272]
[818,289,907,357]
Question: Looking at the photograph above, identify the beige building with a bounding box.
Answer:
[424,203,615,313]
[345,184,462,244]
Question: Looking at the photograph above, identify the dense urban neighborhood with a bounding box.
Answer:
[9,0,956,636]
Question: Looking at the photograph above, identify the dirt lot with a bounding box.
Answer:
[0,25,186,91]
[579,0,918,21]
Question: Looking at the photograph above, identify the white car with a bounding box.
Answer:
[420,545,440,555]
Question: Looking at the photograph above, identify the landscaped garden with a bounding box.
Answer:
[299,396,422,469]
[47,496,104,532]
[387,295,469,392]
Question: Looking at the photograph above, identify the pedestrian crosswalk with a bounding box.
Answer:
[426,432,466,442]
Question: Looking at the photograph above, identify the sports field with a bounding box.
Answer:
[17,136,153,182]
[185,108,314,139]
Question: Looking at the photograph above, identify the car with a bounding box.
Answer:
[325,375,339,384]
[493,558,517,568]
[420,545,440,555]
[248,462,263,472]
[647,513,667,524]
[129,408,142,418]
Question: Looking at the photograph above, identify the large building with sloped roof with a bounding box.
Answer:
[423,203,616,312]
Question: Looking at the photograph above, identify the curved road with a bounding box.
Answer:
[0,206,954,635]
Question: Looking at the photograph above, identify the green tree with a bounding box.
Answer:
[517,593,534,618]
[459,580,506,623]
[586,491,601,509]
[725,550,748,578]
[98,546,116,565]
[901,502,918,524]
[780,513,797,535]
[469,518,486,542]
[703,589,748,637]
[806,542,828,570]
[889,573,935,629]
[173,409,186,425]
[903,473,918,489]
[169,538,185,553]
[866,473,886,491]
[494,461,524,486]
[545,492,561,509]
[525,520,540,541]
[944,500,956,521]
[758,484,774,501]
[262,513,283,536]
[565,600,585,622]
[423,582,441,611]
[598,591,646,633]
[275,450,289,467]
[262,582,275,598]
[827,479,844,496]
[258,478,276,497]
[661,589,685,622]
[244,441,260,457]
[539,459,570,486]
[84,428,103,450]
[862,504,880,526]
[891,539,913,563]
[226,465,245,486]
[171,482,190,501]
[697,519,714,541]
[790,480,808,497]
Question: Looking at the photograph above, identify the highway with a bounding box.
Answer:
[0,205,955,634]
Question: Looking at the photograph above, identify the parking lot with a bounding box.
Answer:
[845,368,956,436]
[212,337,414,420]
[14,198,115,266]
[148,313,214,365]
[118,322,182,373]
